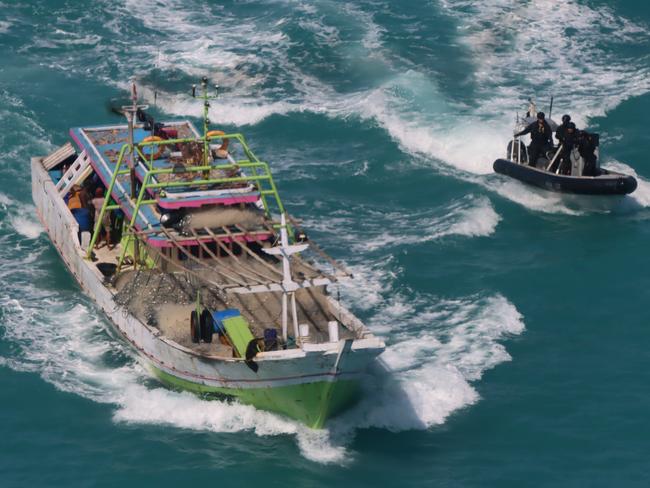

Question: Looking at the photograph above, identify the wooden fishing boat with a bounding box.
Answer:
[31,79,385,428]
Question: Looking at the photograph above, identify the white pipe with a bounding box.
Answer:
[546,144,563,172]
[281,292,288,341]
[291,292,299,341]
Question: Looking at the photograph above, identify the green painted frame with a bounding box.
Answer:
[86,133,286,267]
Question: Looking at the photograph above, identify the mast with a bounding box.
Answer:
[122,78,148,266]
[192,76,219,167]
[263,213,309,342]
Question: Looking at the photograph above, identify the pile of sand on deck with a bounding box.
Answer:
[114,270,227,327]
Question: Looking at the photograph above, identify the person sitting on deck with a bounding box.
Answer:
[91,188,113,249]
[67,185,83,210]
[67,185,92,244]
[514,111,553,167]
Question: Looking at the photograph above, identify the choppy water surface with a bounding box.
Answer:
[1,1,650,486]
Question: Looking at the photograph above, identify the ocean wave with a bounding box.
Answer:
[9,214,43,239]
[440,0,650,118]
[359,194,501,250]
[0,192,13,207]
[302,194,500,253]
[471,174,584,216]
[332,284,525,433]
[601,160,650,209]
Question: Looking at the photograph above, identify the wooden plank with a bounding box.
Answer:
[286,214,352,277]
[43,143,75,170]
[221,226,284,279]
[203,227,277,284]
[157,227,252,287]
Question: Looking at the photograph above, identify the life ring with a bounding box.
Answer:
[139,135,165,160]
[207,130,229,158]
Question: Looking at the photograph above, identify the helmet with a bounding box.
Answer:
[562,114,571,124]
[567,122,576,130]
[537,111,545,120]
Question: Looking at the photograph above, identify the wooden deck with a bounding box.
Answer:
[113,255,355,357]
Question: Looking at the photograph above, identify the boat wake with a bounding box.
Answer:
[298,193,501,253]
[602,161,650,210]
[13,0,648,216]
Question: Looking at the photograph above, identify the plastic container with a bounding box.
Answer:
[80,231,91,250]
[298,323,310,342]
[328,321,340,342]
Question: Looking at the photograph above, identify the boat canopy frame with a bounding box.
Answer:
[86,132,286,263]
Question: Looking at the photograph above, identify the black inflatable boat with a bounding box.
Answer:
[493,158,637,195]
[494,101,637,195]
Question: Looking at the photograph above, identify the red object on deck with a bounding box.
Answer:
[160,128,178,139]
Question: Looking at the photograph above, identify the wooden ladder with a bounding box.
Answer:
[55,150,92,195]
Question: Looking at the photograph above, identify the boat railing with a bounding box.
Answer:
[509,135,518,163]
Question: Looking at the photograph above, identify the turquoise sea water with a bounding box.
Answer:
[1,1,650,486]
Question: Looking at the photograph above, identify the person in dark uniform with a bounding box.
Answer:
[577,130,599,176]
[556,122,578,174]
[555,114,571,145]
[515,111,554,167]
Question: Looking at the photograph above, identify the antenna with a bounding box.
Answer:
[192,77,220,166]
[548,95,554,120]
[194,76,219,137]
[121,77,149,169]
[122,77,149,267]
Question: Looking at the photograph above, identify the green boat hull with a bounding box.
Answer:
[152,367,361,428]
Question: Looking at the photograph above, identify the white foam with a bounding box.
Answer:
[0,20,11,34]
[306,193,501,253]
[440,0,650,113]
[147,87,297,127]
[444,196,502,238]
[603,160,650,208]
[10,214,43,239]
[360,362,479,431]
[114,384,349,463]
[0,192,12,207]
[329,292,525,433]
[474,175,582,216]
